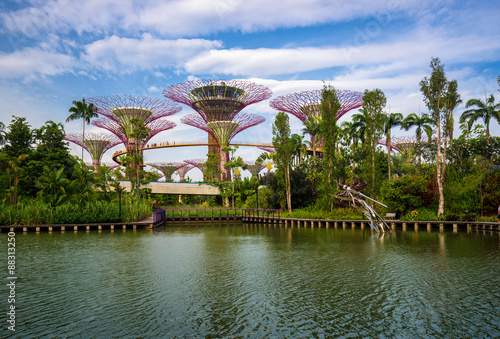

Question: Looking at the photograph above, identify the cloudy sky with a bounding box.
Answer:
[1,0,499,179]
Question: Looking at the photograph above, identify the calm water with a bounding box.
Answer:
[1,223,499,338]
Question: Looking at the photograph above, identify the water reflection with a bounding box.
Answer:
[2,224,498,338]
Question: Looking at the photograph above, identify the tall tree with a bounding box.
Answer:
[359,89,387,200]
[6,154,29,207]
[128,118,150,194]
[383,112,404,179]
[420,57,451,216]
[66,98,99,161]
[3,116,33,158]
[272,112,293,213]
[443,80,462,147]
[320,84,341,210]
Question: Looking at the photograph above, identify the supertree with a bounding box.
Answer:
[93,118,176,158]
[269,89,363,122]
[148,162,186,182]
[269,89,363,151]
[176,164,194,182]
[181,112,265,180]
[245,161,266,178]
[184,159,213,182]
[390,135,431,155]
[163,79,272,122]
[163,79,272,181]
[88,95,180,153]
[65,132,121,168]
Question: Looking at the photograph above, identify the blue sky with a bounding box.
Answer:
[1,0,499,180]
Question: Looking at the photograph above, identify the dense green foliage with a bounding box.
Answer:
[0,115,152,225]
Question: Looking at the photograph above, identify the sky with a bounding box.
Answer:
[1,0,499,181]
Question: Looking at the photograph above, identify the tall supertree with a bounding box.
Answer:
[88,95,181,155]
[148,162,186,182]
[181,112,265,180]
[65,132,121,168]
[163,79,272,180]
[176,164,194,182]
[269,89,363,151]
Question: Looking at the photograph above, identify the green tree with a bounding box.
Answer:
[383,112,404,179]
[272,112,293,213]
[443,80,462,147]
[302,116,323,157]
[359,89,387,200]
[3,116,33,158]
[35,166,70,207]
[420,57,451,216]
[460,94,500,141]
[95,164,114,201]
[320,84,341,209]
[401,112,434,173]
[6,154,29,207]
[66,98,99,161]
[0,121,6,146]
[70,161,96,205]
[128,118,150,194]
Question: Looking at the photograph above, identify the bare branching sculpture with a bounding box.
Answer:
[336,178,389,232]
[65,132,121,167]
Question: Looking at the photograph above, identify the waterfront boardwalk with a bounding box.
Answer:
[1,208,499,232]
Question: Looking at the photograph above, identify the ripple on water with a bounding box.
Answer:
[5,227,499,338]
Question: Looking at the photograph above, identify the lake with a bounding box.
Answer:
[2,223,499,338]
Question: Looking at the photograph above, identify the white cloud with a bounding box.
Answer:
[1,0,437,37]
[0,47,75,79]
[184,31,500,77]
[82,33,222,73]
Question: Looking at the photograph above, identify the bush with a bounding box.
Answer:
[0,196,150,225]
[379,175,433,216]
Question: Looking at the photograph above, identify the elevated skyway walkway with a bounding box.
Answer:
[118,180,221,195]
[111,140,323,164]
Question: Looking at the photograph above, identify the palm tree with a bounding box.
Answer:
[351,112,368,143]
[289,134,307,167]
[66,98,99,161]
[459,94,500,141]
[0,121,6,145]
[302,116,323,157]
[401,112,434,143]
[7,154,29,206]
[401,112,433,174]
[383,112,404,179]
[444,80,462,146]
[256,152,274,175]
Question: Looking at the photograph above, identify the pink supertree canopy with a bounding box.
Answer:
[65,132,121,167]
[92,117,176,148]
[269,89,363,122]
[87,94,181,126]
[390,135,430,154]
[181,112,265,146]
[163,79,272,122]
